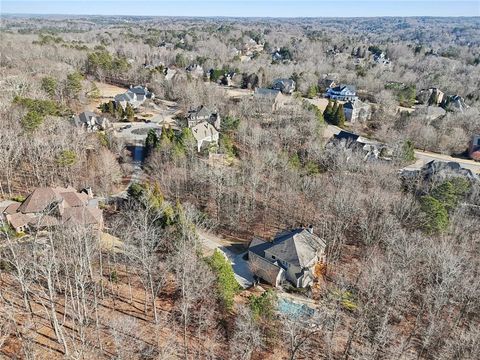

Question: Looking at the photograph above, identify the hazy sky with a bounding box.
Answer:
[2,0,479,17]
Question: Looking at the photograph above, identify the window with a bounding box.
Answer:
[271,255,276,260]
[477,138,480,146]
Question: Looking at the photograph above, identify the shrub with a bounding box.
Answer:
[248,289,277,321]
[56,150,77,167]
[420,195,449,234]
[206,250,240,310]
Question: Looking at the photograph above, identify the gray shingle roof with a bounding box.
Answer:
[267,229,325,268]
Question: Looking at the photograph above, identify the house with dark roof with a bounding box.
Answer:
[114,86,154,110]
[272,78,296,94]
[248,227,326,288]
[72,111,110,132]
[187,105,221,130]
[326,85,357,101]
[253,88,286,112]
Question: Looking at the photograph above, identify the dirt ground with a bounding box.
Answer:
[84,81,128,112]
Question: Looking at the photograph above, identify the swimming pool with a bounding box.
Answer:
[277,297,314,318]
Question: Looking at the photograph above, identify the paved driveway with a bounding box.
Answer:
[198,230,254,288]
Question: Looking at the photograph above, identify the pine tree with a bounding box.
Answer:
[323,99,333,122]
[330,100,339,124]
[125,103,135,121]
[334,103,346,127]
[107,101,115,115]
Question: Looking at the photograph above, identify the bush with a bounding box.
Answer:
[248,290,277,321]
[430,178,470,212]
[56,150,77,167]
[14,96,59,117]
[206,250,240,310]
[21,111,43,132]
[420,195,449,234]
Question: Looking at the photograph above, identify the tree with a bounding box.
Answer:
[306,84,318,99]
[21,111,43,132]
[333,103,345,127]
[125,103,135,121]
[401,140,416,162]
[146,129,160,151]
[66,71,84,99]
[430,178,470,212]
[248,290,277,321]
[420,195,449,234]
[41,76,57,98]
[206,250,240,310]
[323,99,334,123]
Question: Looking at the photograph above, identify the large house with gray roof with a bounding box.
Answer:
[248,227,326,288]
[114,85,154,110]
[326,85,357,101]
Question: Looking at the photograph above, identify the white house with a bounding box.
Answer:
[326,85,357,101]
[114,86,154,110]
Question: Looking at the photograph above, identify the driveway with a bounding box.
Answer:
[198,229,254,289]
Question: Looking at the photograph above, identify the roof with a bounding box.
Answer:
[0,200,20,214]
[254,88,281,98]
[6,212,35,229]
[334,130,360,142]
[191,121,219,142]
[189,105,213,120]
[248,237,273,257]
[60,191,89,208]
[329,85,356,93]
[267,229,325,268]
[17,188,63,214]
[62,207,103,227]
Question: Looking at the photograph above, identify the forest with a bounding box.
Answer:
[0,14,479,360]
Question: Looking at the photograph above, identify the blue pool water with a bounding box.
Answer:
[278,297,314,317]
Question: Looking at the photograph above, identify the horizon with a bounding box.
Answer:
[2,1,480,18]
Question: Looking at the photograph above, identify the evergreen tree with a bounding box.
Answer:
[323,99,333,122]
[330,100,339,124]
[125,103,135,121]
[334,103,346,127]
[108,101,115,115]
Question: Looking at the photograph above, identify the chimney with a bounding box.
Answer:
[307,225,314,234]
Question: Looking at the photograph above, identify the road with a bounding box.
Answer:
[197,229,254,289]
[323,124,480,173]
[411,150,480,173]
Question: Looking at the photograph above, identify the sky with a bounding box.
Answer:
[2,0,479,18]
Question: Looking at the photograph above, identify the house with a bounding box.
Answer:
[253,88,286,112]
[187,106,221,130]
[114,85,154,110]
[72,111,110,132]
[271,78,296,94]
[164,67,178,81]
[248,227,326,288]
[191,121,219,152]
[3,186,103,233]
[333,131,391,161]
[417,87,445,106]
[401,160,479,183]
[319,78,337,92]
[326,85,357,101]
[343,99,371,123]
[468,135,480,160]
[373,52,391,66]
[186,64,204,78]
